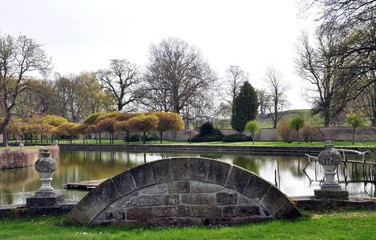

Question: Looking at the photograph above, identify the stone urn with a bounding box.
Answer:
[317,141,342,190]
[34,148,58,197]
[314,141,348,199]
[26,148,63,207]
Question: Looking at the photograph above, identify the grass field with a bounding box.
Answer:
[0,210,375,240]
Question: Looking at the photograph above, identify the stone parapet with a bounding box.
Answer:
[65,157,301,226]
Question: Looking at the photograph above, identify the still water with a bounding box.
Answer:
[1,150,375,205]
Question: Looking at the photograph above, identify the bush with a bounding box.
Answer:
[223,134,248,142]
[301,125,317,143]
[277,122,294,143]
[128,133,141,142]
[190,122,224,142]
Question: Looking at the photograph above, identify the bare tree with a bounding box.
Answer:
[295,31,358,127]
[222,65,249,108]
[141,37,217,116]
[302,0,376,91]
[0,34,51,145]
[257,88,271,115]
[264,66,289,128]
[97,59,141,112]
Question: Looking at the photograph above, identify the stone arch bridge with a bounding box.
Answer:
[66,157,301,226]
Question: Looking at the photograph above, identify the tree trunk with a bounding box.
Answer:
[352,128,355,145]
[143,131,146,144]
[160,131,163,144]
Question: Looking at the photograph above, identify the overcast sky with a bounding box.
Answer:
[0,0,316,109]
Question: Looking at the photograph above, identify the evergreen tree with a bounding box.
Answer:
[231,81,259,133]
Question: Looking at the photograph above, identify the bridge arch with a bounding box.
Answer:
[66,157,301,226]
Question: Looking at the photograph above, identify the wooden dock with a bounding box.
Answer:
[64,179,107,190]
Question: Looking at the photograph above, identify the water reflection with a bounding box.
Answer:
[0,150,375,205]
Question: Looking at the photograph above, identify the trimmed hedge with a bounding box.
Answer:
[223,133,249,142]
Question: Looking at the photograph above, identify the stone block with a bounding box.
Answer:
[314,189,349,199]
[207,160,231,185]
[261,186,301,219]
[181,193,215,205]
[169,181,190,194]
[222,205,261,218]
[90,179,121,206]
[164,195,179,205]
[273,201,302,219]
[216,192,237,205]
[139,183,168,195]
[71,191,107,223]
[191,206,222,218]
[26,195,64,207]
[189,158,210,181]
[224,166,251,193]
[171,158,190,180]
[132,195,164,206]
[126,207,154,220]
[152,160,173,183]
[243,174,271,201]
[190,181,223,193]
[129,163,156,188]
[111,171,137,198]
[153,206,190,217]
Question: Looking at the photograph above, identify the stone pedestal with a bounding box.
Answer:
[26,148,64,207]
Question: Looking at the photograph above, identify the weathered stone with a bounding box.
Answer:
[111,171,137,197]
[261,186,290,218]
[181,193,215,205]
[216,192,237,205]
[189,158,210,181]
[26,195,64,207]
[164,195,179,205]
[153,160,173,183]
[127,195,164,207]
[243,174,271,201]
[90,179,121,206]
[171,158,190,180]
[129,163,156,188]
[154,206,190,217]
[139,183,168,195]
[66,157,301,226]
[222,205,261,218]
[169,181,190,194]
[190,181,223,193]
[191,206,222,218]
[126,207,154,220]
[207,160,231,186]
[224,166,251,193]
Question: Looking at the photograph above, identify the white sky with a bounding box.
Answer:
[0,0,316,110]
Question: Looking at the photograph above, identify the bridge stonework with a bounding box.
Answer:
[65,157,301,226]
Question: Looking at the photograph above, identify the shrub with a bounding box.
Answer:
[277,122,294,143]
[223,134,248,142]
[128,133,141,142]
[190,122,224,142]
[301,125,317,143]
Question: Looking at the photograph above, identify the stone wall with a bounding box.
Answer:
[66,157,301,226]
[164,127,376,142]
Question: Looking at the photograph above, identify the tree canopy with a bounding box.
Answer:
[231,81,259,133]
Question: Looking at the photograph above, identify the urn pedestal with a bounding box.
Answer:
[314,141,348,199]
[26,148,64,207]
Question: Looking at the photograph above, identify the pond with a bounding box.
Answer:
[1,150,375,205]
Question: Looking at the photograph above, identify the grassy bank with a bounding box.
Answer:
[0,210,375,239]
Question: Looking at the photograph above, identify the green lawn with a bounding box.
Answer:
[0,211,375,239]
